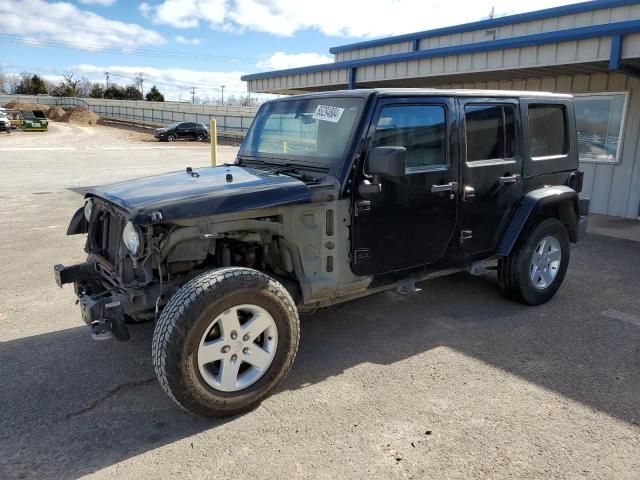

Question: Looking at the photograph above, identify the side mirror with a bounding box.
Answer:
[367,146,407,179]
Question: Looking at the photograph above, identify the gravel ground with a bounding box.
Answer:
[0,124,638,479]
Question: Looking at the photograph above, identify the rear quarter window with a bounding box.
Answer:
[528,105,568,158]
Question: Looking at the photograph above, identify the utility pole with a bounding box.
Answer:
[105,71,110,90]
[221,85,225,105]
[136,73,144,97]
[190,87,196,104]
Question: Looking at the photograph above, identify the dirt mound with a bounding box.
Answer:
[3,101,51,112]
[47,106,66,121]
[62,107,99,126]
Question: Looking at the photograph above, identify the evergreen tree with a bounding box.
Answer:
[145,85,165,102]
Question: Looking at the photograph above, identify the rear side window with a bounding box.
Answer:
[528,105,568,157]
[465,104,516,162]
[372,104,447,171]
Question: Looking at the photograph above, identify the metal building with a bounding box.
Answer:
[243,0,640,219]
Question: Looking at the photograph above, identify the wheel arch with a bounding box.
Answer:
[497,186,580,257]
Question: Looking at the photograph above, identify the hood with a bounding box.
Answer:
[88,165,312,225]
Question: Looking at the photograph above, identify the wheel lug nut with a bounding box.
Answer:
[243,334,250,341]
[231,354,237,361]
[242,347,249,354]
[221,345,231,353]
[230,331,238,340]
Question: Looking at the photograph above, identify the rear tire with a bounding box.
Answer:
[498,218,570,305]
[152,267,300,417]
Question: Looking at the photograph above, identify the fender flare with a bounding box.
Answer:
[66,206,88,235]
[497,186,580,257]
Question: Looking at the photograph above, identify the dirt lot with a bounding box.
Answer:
[0,124,638,479]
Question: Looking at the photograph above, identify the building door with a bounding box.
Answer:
[351,98,459,276]
[459,99,523,254]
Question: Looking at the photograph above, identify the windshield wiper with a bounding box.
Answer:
[266,165,321,184]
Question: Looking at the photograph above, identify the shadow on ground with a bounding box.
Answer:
[1,233,638,478]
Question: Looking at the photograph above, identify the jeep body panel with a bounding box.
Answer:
[56,88,588,340]
[496,185,583,257]
[87,165,312,225]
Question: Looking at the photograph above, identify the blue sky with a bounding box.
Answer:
[0,0,579,101]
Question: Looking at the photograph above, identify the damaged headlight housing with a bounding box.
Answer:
[84,199,93,221]
[122,221,140,255]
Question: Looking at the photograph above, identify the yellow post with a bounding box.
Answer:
[210,118,218,166]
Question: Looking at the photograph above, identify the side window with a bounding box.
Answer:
[465,104,516,162]
[372,105,447,171]
[528,105,568,158]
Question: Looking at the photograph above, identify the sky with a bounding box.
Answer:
[0,0,583,102]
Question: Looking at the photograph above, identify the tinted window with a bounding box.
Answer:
[465,104,516,162]
[528,105,568,157]
[372,105,446,170]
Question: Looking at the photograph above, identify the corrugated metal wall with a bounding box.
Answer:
[436,72,640,218]
[335,3,640,62]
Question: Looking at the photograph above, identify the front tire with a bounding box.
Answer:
[498,218,570,305]
[167,134,176,142]
[152,267,300,417]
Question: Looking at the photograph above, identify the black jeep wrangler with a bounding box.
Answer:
[55,89,589,417]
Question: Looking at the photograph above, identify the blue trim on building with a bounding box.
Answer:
[348,68,356,89]
[329,0,640,54]
[242,20,640,82]
[609,34,623,70]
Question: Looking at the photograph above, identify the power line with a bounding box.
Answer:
[0,34,263,65]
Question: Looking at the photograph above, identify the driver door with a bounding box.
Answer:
[351,97,459,277]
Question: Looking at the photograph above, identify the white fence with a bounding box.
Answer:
[0,94,258,135]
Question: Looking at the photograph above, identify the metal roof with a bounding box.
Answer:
[241,20,640,82]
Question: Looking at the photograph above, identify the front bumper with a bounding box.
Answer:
[54,261,162,341]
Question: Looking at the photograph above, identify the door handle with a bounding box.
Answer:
[431,182,458,193]
[498,175,520,184]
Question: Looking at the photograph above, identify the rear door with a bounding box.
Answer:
[459,98,523,254]
[176,123,192,139]
[351,97,459,276]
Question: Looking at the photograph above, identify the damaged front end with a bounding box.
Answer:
[54,198,206,341]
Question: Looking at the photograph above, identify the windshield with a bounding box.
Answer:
[240,97,365,167]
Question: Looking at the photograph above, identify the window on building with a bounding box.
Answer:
[464,104,516,162]
[574,93,627,163]
[372,104,447,171]
[528,105,568,158]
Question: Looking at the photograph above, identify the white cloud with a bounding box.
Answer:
[175,35,202,45]
[257,52,333,70]
[69,64,257,102]
[0,0,164,51]
[78,0,117,6]
[146,0,577,38]
[138,2,151,18]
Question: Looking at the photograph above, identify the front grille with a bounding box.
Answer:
[88,205,124,264]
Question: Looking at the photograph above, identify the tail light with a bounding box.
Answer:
[569,171,584,193]
[575,170,584,193]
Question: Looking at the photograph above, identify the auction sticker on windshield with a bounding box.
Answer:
[313,105,344,123]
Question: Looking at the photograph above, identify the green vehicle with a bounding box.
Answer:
[21,110,48,132]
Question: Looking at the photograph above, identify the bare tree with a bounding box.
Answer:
[0,71,6,94]
[5,73,21,93]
